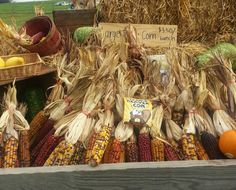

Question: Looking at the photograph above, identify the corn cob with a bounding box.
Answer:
[103,137,114,163]
[171,140,185,160]
[29,111,48,141]
[85,130,99,164]
[138,127,152,162]
[125,134,139,162]
[31,128,55,164]
[151,138,165,162]
[201,132,225,159]
[3,137,19,168]
[44,140,75,166]
[33,135,63,166]
[195,138,209,160]
[107,138,125,163]
[79,150,87,165]
[69,141,85,165]
[181,134,198,160]
[0,132,4,168]
[89,125,112,167]
[30,119,55,151]
[164,143,180,161]
[18,130,30,167]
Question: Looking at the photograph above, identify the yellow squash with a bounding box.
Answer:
[5,57,25,67]
[0,57,5,68]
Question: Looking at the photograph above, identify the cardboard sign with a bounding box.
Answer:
[99,23,177,47]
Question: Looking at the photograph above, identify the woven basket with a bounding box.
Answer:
[0,53,43,81]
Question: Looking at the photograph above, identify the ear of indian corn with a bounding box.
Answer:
[30,119,55,150]
[151,138,165,162]
[29,111,48,142]
[171,140,185,160]
[85,130,99,164]
[89,125,112,167]
[33,135,63,166]
[125,134,139,162]
[103,136,114,164]
[44,140,75,166]
[30,128,55,164]
[69,141,85,165]
[4,137,19,168]
[107,138,125,163]
[181,134,198,160]
[138,127,152,162]
[195,138,209,160]
[164,143,180,161]
[0,132,4,168]
[201,132,225,159]
[18,130,30,167]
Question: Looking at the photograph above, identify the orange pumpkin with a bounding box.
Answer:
[219,130,236,158]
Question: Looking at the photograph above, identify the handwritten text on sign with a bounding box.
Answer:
[99,23,177,47]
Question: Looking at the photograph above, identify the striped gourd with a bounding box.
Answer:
[29,111,48,141]
[181,134,198,160]
[4,137,19,168]
[89,125,112,167]
[19,130,30,167]
[151,138,165,162]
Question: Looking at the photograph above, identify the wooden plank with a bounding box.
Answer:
[53,9,97,33]
[0,161,236,190]
[0,65,56,86]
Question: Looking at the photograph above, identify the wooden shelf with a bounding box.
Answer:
[0,65,56,86]
[0,160,235,190]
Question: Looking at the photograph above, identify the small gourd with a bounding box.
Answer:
[219,130,236,158]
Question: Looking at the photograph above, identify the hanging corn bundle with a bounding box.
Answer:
[85,117,103,164]
[125,133,139,162]
[18,130,30,167]
[150,106,165,162]
[69,141,85,165]
[165,119,185,160]
[0,83,30,168]
[138,126,152,162]
[89,110,114,167]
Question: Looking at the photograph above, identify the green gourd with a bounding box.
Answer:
[73,27,94,44]
[23,87,46,123]
[196,43,236,70]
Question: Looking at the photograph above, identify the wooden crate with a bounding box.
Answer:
[0,160,236,190]
[53,9,97,34]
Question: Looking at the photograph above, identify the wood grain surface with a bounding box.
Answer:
[0,161,235,190]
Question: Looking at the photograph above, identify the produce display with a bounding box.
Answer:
[0,56,25,68]
[0,1,236,170]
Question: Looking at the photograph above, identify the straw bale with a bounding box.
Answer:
[99,0,236,44]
